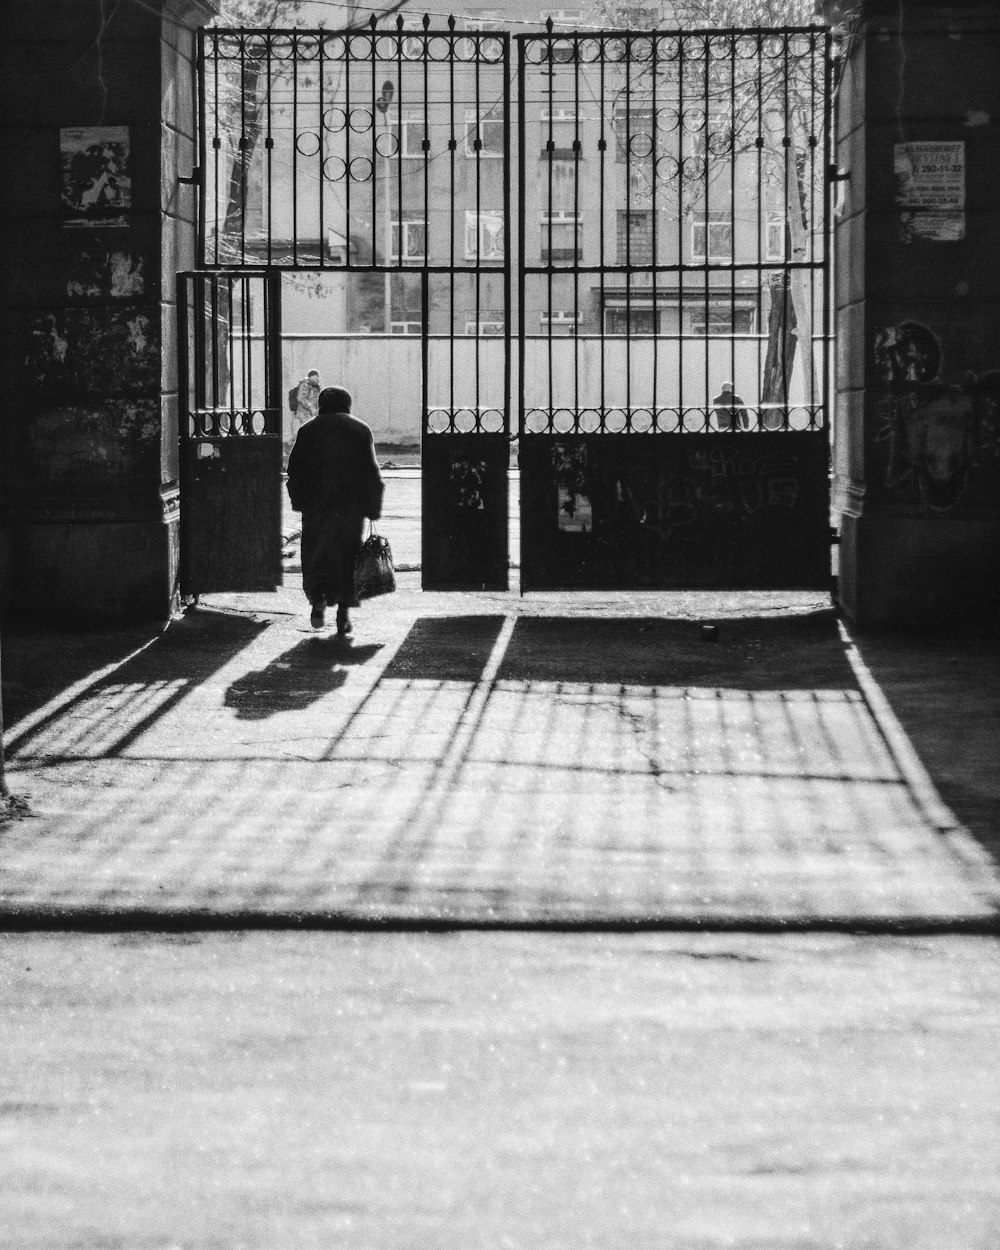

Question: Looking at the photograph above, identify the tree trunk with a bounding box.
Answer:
[761,271,797,424]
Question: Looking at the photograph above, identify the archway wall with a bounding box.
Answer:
[828,0,1000,623]
[0,0,216,620]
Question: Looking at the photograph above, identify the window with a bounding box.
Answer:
[688,302,756,335]
[766,213,785,260]
[540,107,579,159]
[465,211,505,261]
[613,107,656,164]
[389,116,428,159]
[604,308,659,335]
[540,221,582,262]
[541,159,579,216]
[390,321,422,335]
[540,8,583,26]
[464,8,504,29]
[389,219,426,262]
[616,210,653,265]
[691,213,732,261]
[465,320,505,336]
[464,109,504,158]
[540,311,581,335]
[399,14,426,58]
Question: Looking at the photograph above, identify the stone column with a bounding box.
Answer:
[828,0,1000,623]
[0,0,216,620]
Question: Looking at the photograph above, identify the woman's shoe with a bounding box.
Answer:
[336,607,353,635]
[310,597,327,629]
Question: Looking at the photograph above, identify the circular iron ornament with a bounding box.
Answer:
[603,37,627,62]
[631,407,654,433]
[523,39,549,65]
[374,131,399,158]
[348,35,375,61]
[251,411,268,435]
[426,410,451,434]
[654,154,680,180]
[524,410,550,434]
[374,36,399,59]
[656,408,682,433]
[735,34,759,59]
[656,106,681,132]
[349,156,374,182]
[480,409,505,433]
[269,34,295,60]
[552,408,577,434]
[708,34,732,59]
[215,34,242,59]
[708,127,733,156]
[454,409,477,433]
[479,36,505,63]
[789,34,813,59]
[604,408,627,433]
[630,36,654,62]
[577,37,602,62]
[295,131,321,157]
[763,35,785,59]
[682,108,707,132]
[349,107,373,134]
[323,107,348,133]
[656,35,681,60]
[427,36,452,60]
[321,34,347,59]
[294,34,321,60]
[628,132,654,159]
[322,156,347,182]
[244,34,269,60]
[578,409,601,434]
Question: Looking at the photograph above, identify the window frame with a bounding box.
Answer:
[464,108,505,159]
[690,214,733,262]
[389,218,427,263]
[464,210,506,261]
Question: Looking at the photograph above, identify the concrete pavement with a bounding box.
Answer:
[1,560,998,926]
[1,930,999,1249]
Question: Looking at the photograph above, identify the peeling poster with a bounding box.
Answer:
[61,126,131,228]
[894,141,965,242]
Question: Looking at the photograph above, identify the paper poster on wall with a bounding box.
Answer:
[61,126,131,227]
[894,141,965,242]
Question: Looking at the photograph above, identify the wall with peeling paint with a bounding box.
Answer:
[829,0,1000,624]
[0,0,215,620]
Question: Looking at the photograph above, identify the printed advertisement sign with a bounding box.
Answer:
[61,126,131,227]
[894,141,965,242]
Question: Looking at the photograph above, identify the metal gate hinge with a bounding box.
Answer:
[178,166,201,185]
[828,164,850,182]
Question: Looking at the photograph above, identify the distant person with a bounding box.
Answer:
[286,386,384,635]
[711,381,750,431]
[286,369,321,462]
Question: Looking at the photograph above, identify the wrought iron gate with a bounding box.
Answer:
[190,19,832,593]
[178,270,283,594]
[516,24,832,589]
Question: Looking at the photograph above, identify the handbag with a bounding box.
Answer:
[355,523,396,599]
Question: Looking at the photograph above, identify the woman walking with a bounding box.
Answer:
[286,386,384,634]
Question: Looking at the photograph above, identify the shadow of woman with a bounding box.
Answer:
[224,637,384,720]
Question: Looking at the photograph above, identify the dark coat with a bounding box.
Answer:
[286,411,384,520]
[286,411,384,605]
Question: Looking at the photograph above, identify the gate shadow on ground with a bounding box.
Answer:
[497,610,855,691]
[850,622,1000,870]
[380,616,508,682]
[5,609,271,760]
[225,637,383,719]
